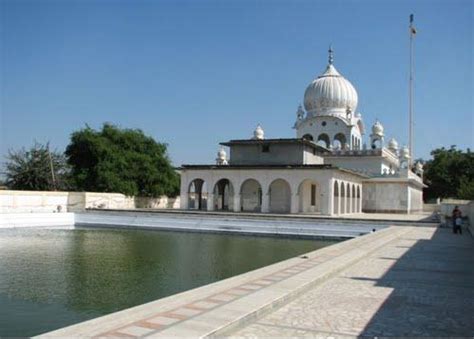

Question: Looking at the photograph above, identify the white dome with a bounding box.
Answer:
[216,147,228,165]
[217,147,226,160]
[400,145,410,159]
[253,124,264,140]
[303,64,358,116]
[388,138,398,150]
[372,120,384,136]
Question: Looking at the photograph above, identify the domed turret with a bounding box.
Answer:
[388,138,399,155]
[371,120,384,136]
[400,145,410,159]
[415,161,423,172]
[388,138,398,150]
[216,147,228,165]
[303,47,358,117]
[253,124,264,140]
[370,120,385,149]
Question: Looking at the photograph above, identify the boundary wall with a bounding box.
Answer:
[0,212,74,228]
[0,190,180,213]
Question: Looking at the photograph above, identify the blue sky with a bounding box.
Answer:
[1,0,473,167]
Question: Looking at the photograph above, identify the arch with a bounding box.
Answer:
[352,184,356,213]
[213,178,234,211]
[357,185,361,213]
[334,133,347,150]
[316,133,330,148]
[269,179,291,213]
[346,182,351,214]
[340,182,346,214]
[302,134,314,141]
[188,178,208,210]
[298,179,320,213]
[333,180,339,215]
[240,179,262,212]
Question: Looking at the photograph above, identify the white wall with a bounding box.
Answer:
[363,182,408,213]
[0,190,70,213]
[0,190,180,213]
[0,212,75,228]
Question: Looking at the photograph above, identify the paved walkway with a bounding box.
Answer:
[229,227,474,337]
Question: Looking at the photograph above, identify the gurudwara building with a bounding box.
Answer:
[179,49,425,215]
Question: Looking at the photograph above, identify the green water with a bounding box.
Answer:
[0,226,335,337]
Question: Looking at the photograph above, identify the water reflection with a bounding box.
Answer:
[0,227,336,337]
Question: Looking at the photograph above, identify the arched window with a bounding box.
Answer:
[302,134,314,141]
[334,133,347,150]
[316,133,330,148]
[333,180,339,214]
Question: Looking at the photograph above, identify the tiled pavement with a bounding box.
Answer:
[39,226,473,338]
[229,227,474,337]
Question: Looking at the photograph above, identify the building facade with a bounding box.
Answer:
[179,48,425,215]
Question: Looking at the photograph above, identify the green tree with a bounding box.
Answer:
[423,146,474,200]
[66,123,179,197]
[3,142,69,191]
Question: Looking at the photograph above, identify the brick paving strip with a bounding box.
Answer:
[37,226,413,338]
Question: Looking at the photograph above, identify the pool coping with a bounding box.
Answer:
[37,226,412,338]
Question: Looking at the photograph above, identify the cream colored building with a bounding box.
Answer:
[180,48,425,215]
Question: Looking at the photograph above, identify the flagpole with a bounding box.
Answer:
[409,14,415,167]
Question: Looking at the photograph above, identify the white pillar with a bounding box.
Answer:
[327,180,334,216]
[290,193,299,214]
[261,193,270,213]
[180,192,189,209]
[179,174,188,209]
[233,193,241,212]
[207,193,214,211]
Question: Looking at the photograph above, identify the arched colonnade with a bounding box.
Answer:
[186,177,327,214]
[332,180,362,214]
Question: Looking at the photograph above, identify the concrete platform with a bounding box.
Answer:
[228,227,474,337]
[38,225,473,337]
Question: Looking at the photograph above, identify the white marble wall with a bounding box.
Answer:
[0,190,180,213]
[0,212,75,228]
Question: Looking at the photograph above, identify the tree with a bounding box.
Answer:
[66,123,180,197]
[423,146,474,200]
[3,142,69,191]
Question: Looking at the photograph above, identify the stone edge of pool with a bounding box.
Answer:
[34,226,414,337]
[2,210,436,237]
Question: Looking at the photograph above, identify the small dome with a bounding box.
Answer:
[217,147,226,160]
[216,147,228,165]
[415,161,423,171]
[400,145,410,159]
[388,138,399,150]
[372,120,384,136]
[253,124,264,140]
